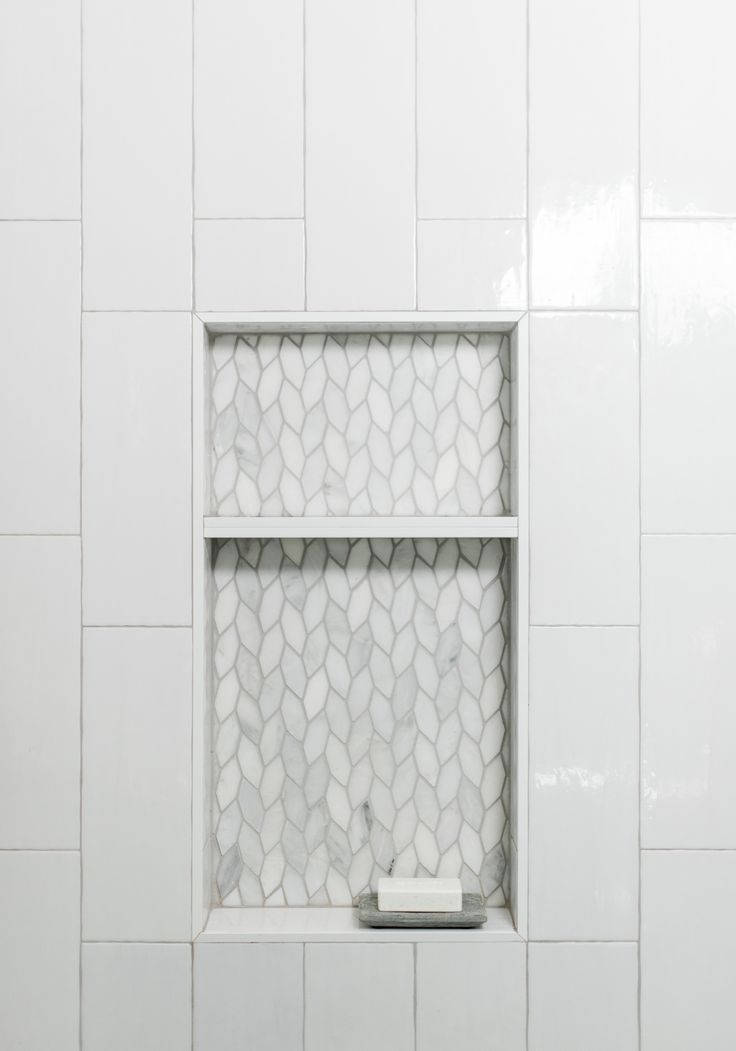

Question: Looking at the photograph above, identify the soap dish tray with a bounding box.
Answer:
[357,892,487,929]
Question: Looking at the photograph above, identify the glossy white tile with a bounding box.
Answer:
[529,943,638,1051]
[82,312,191,625]
[0,852,79,1051]
[83,0,191,308]
[529,628,639,940]
[418,220,526,309]
[194,944,303,1051]
[0,222,80,533]
[642,221,736,532]
[305,0,414,309]
[0,0,80,217]
[305,944,414,1051]
[195,219,304,311]
[529,0,637,308]
[530,312,639,625]
[417,0,525,218]
[83,944,191,1051]
[82,628,191,941]
[642,850,736,1050]
[642,536,736,847]
[416,943,526,1051]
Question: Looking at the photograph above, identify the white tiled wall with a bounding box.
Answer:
[2,0,735,1048]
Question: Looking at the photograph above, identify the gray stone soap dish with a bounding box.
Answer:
[357,893,487,929]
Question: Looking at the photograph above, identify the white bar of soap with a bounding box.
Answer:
[377,877,462,913]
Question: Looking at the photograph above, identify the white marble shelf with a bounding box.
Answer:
[197,906,521,944]
[203,515,519,539]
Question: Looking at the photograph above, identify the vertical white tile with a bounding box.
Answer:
[529,943,638,1051]
[194,219,304,311]
[0,852,79,1051]
[416,943,526,1051]
[642,850,736,1050]
[194,944,303,1051]
[642,221,736,532]
[530,312,639,625]
[0,0,80,217]
[82,312,191,626]
[0,538,80,848]
[417,220,527,309]
[305,0,415,309]
[642,0,736,216]
[194,0,303,218]
[417,0,525,218]
[83,0,191,308]
[642,536,736,847]
[82,628,191,941]
[0,222,80,533]
[529,0,638,308]
[305,944,413,1051]
[83,944,191,1051]
[529,628,639,940]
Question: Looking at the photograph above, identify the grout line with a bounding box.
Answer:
[414,0,419,311]
[529,623,640,629]
[302,943,306,1051]
[194,216,305,221]
[0,217,80,222]
[302,0,307,311]
[191,5,197,1034]
[83,624,193,629]
[637,0,643,1045]
[78,0,85,1046]
[640,215,736,222]
[413,941,418,1051]
[81,308,192,314]
[0,533,81,538]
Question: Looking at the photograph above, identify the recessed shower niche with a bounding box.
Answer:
[193,315,528,935]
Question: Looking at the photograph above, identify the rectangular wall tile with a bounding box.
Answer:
[530,312,639,625]
[0,538,79,848]
[417,220,527,309]
[82,628,191,940]
[305,944,413,1051]
[642,221,736,531]
[642,0,736,216]
[642,850,736,1050]
[83,0,191,308]
[305,0,414,309]
[194,944,303,1051]
[417,0,525,219]
[417,943,526,1051]
[529,628,639,940]
[83,944,191,1051]
[194,0,303,218]
[82,312,191,625]
[529,0,637,308]
[0,0,80,217]
[0,852,79,1051]
[529,943,638,1051]
[194,219,304,311]
[0,222,80,533]
[642,536,736,847]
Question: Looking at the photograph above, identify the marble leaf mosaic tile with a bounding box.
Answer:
[210,331,511,516]
[211,537,509,907]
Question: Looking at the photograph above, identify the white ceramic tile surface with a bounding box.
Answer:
[530,312,639,625]
[0,222,80,533]
[0,538,80,848]
[194,0,303,218]
[642,221,736,532]
[82,0,191,308]
[416,943,526,1051]
[194,944,303,1051]
[417,220,527,310]
[529,628,639,940]
[83,944,191,1051]
[529,943,638,1051]
[0,0,80,217]
[194,220,304,311]
[305,0,414,309]
[0,852,79,1051]
[642,536,736,847]
[82,312,191,625]
[417,0,525,219]
[305,944,414,1051]
[82,628,191,941]
[642,850,736,1050]
[529,0,638,307]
